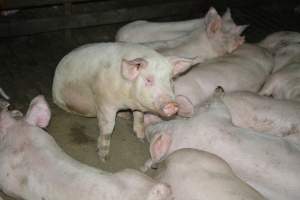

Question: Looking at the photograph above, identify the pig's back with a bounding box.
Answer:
[174,47,270,106]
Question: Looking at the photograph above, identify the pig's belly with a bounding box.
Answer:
[55,82,97,117]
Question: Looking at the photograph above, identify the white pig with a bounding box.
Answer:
[221,91,300,137]
[259,43,300,101]
[118,8,246,62]
[259,31,300,72]
[173,43,273,117]
[153,149,266,200]
[52,42,197,160]
[115,18,201,44]
[154,7,246,62]
[145,88,300,200]
[115,8,245,46]
[0,95,173,200]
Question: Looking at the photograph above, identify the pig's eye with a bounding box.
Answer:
[145,76,154,87]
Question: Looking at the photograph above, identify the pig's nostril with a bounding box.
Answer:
[162,102,178,117]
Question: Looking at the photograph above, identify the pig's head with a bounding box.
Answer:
[204,7,247,55]
[0,95,51,140]
[121,55,197,117]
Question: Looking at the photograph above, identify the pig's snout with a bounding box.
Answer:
[160,102,178,117]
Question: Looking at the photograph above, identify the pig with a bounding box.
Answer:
[258,31,300,72]
[0,95,173,200]
[221,91,300,137]
[115,8,245,48]
[119,8,246,62]
[145,88,300,200]
[115,18,201,44]
[259,43,300,101]
[52,42,198,160]
[173,43,273,117]
[152,149,266,200]
[153,7,246,61]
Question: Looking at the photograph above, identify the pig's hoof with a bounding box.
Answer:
[138,138,146,143]
[101,155,109,162]
[96,148,110,162]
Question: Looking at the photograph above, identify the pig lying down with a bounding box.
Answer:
[154,7,246,61]
[153,149,266,200]
[259,43,300,101]
[259,31,300,72]
[221,91,300,137]
[117,8,246,62]
[115,17,201,44]
[0,96,173,200]
[173,43,273,116]
[52,42,198,160]
[145,88,300,200]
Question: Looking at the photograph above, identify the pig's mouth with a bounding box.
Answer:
[159,102,178,117]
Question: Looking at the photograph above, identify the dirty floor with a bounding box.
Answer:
[0,6,300,200]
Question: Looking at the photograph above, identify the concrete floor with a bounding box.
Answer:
[0,5,299,199]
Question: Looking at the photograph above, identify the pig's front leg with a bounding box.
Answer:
[133,111,145,140]
[96,106,117,161]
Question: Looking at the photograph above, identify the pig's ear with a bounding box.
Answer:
[121,58,148,81]
[149,132,172,162]
[222,8,232,21]
[25,95,51,128]
[0,108,16,132]
[168,56,198,77]
[205,7,222,38]
[235,25,249,34]
[176,95,194,117]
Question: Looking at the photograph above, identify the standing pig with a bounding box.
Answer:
[52,42,197,160]
[153,149,266,200]
[145,88,300,200]
[221,91,300,137]
[173,43,273,117]
[0,95,173,200]
[259,43,300,101]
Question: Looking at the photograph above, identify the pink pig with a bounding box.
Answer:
[52,42,198,160]
[145,88,300,200]
[0,96,173,200]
